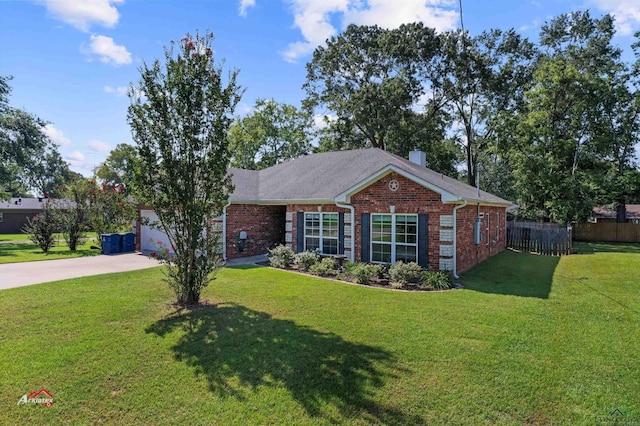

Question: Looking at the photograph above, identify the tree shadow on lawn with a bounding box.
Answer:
[146,303,418,424]
[462,251,559,299]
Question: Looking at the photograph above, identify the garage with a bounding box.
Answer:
[139,210,175,255]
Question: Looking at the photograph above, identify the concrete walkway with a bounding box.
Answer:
[0,252,269,290]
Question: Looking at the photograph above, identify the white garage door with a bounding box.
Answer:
[140,210,175,254]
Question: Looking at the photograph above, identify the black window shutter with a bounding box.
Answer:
[361,213,370,262]
[338,212,345,254]
[296,212,305,253]
[418,214,428,268]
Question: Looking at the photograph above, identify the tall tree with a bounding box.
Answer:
[0,75,72,199]
[94,143,139,193]
[303,23,455,172]
[128,31,242,305]
[228,99,313,170]
[433,29,538,186]
[510,11,629,222]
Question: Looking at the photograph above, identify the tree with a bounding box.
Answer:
[0,75,72,199]
[22,200,57,253]
[94,143,139,193]
[86,180,137,248]
[433,29,538,186]
[53,180,91,251]
[509,11,630,222]
[303,23,455,172]
[128,31,242,305]
[228,99,313,170]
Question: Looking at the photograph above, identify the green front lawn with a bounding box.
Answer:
[0,233,33,243]
[1,244,638,424]
[0,234,100,264]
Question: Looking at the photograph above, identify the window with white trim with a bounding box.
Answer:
[304,213,339,255]
[371,214,417,263]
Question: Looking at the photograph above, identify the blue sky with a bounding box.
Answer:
[1,0,639,175]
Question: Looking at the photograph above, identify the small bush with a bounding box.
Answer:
[294,250,319,271]
[268,245,295,268]
[351,263,381,285]
[22,207,57,253]
[423,271,452,290]
[309,257,335,277]
[388,261,424,288]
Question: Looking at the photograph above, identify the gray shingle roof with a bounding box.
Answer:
[228,148,511,206]
[0,198,48,210]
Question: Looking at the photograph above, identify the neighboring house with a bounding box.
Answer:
[138,148,512,275]
[0,198,48,233]
[592,205,640,224]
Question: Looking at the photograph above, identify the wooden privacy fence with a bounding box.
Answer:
[573,222,640,243]
[507,221,572,256]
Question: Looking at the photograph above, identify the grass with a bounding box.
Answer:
[0,243,638,424]
[0,234,100,264]
[0,233,34,243]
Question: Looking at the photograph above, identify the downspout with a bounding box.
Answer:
[222,202,231,261]
[335,202,355,262]
[452,200,468,279]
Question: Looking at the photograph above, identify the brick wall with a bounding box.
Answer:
[456,204,507,273]
[225,204,286,259]
[286,172,507,273]
[350,172,453,271]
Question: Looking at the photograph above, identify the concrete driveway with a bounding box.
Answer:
[0,253,269,291]
[0,253,161,290]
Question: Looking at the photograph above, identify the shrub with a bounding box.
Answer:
[294,250,319,271]
[268,245,295,268]
[309,257,335,277]
[390,281,405,289]
[388,261,424,288]
[22,207,57,253]
[423,271,452,290]
[351,263,381,285]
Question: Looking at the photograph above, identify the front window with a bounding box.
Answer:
[305,213,339,255]
[371,214,417,263]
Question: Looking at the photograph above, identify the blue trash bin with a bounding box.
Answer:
[101,234,120,255]
[120,232,135,253]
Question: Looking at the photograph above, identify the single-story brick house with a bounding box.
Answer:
[0,197,47,233]
[138,148,511,276]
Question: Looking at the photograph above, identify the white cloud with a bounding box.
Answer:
[66,151,85,162]
[313,113,336,129]
[103,85,128,96]
[344,0,458,30]
[88,139,111,152]
[41,0,123,32]
[589,0,640,35]
[282,0,458,63]
[239,0,256,17]
[43,124,71,146]
[87,35,132,66]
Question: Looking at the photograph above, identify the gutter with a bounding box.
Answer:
[222,202,231,261]
[335,202,355,262]
[452,200,468,279]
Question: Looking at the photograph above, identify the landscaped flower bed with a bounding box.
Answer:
[267,245,458,291]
